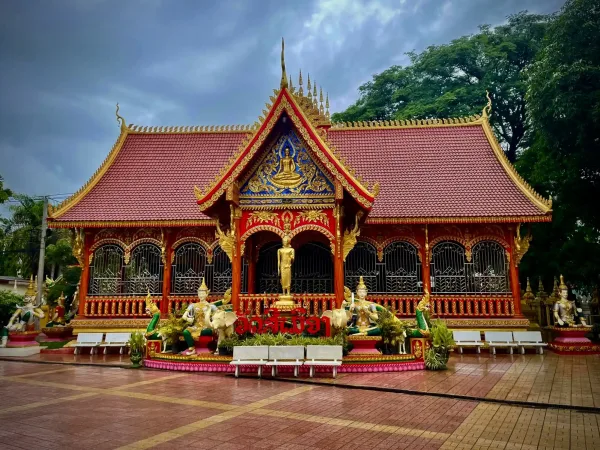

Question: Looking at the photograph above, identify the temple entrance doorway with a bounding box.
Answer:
[254,231,333,294]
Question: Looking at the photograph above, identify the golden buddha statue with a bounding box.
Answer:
[277,235,295,302]
[553,275,587,327]
[271,148,303,189]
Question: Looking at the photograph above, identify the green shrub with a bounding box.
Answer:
[128,331,145,354]
[235,332,344,347]
[425,319,455,370]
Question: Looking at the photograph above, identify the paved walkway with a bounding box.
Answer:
[1,356,599,449]
[3,351,599,408]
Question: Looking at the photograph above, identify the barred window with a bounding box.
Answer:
[124,243,163,295]
[431,241,468,294]
[171,243,206,294]
[471,241,509,293]
[383,241,422,293]
[88,244,124,295]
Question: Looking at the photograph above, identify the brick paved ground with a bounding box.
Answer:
[1,359,599,449]
[3,350,600,407]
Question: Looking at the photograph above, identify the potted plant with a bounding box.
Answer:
[128,331,145,368]
[376,307,407,354]
[424,319,455,370]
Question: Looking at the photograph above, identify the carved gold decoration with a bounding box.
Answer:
[72,228,84,266]
[196,94,374,212]
[246,211,281,228]
[342,212,363,262]
[282,210,293,234]
[215,221,235,262]
[514,223,532,266]
[293,210,329,227]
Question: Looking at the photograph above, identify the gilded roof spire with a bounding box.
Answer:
[307,74,312,99]
[313,82,318,107]
[326,92,330,119]
[483,90,492,118]
[289,75,293,90]
[319,87,324,114]
[115,103,128,132]
[280,37,288,89]
[298,69,303,95]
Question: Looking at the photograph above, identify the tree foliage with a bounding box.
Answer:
[0,175,11,204]
[333,12,551,162]
[517,0,600,291]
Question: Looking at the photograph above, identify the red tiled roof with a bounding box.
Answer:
[52,123,549,224]
[328,126,547,218]
[57,133,246,222]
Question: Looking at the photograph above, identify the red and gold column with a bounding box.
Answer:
[161,229,172,315]
[508,245,523,317]
[231,207,242,312]
[421,225,431,294]
[333,205,344,308]
[78,231,91,317]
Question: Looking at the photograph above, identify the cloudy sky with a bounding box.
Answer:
[0,0,565,203]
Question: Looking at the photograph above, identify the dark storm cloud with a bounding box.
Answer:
[0,0,565,201]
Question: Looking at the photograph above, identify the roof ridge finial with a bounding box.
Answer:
[313,82,318,107]
[115,103,128,132]
[307,73,312,99]
[326,92,330,118]
[280,37,288,89]
[483,90,492,118]
[298,69,304,95]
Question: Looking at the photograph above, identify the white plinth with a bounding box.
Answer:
[0,346,41,357]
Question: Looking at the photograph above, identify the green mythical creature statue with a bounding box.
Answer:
[408,289,432,338]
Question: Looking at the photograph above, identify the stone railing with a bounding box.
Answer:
[84,296,160,317]
[238,294,335,316]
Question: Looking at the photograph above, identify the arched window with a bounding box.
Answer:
[211,246,232,294]
[124,243,163,295]
[471,241,509,293]
[384,241,422,293]
[171,243,206,294]
[344,241,379,293]
[88,244,124,295]
[431,241,467,293]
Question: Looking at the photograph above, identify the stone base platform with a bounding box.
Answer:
[144,352,424,373]
[0,345,41,357]
[548,326,600,354]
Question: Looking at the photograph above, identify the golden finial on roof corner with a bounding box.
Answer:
[115,103,128,132]
[482,90,492,118]
[280,37,288,89]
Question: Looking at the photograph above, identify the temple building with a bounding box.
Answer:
[48,44,552,333]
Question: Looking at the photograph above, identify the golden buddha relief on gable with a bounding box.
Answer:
[239,130,335,207]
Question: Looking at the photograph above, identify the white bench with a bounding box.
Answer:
[513,331,547,354]
[266,346,305,377]
[453,331,484,354]
[100,332,131,354]
[485,331,518,355]
[230,346,269,378]
[304,345,343,378]
[73,333,104,355]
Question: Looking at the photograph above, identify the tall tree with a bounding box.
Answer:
[0,175,11,204]
[519,0,600,290]
[333,12,551,162]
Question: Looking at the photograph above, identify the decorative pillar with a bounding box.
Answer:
[78,231,91,317]
[508,247,523,316]
[247,236,256,294]
[421,225,431,294]
[231,208,242,312]
[160,229,172,315]
[333,205,344,308]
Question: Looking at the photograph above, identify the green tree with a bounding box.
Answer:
[333,12,552,162]
[519,0,600,291]
[0,175,11,204]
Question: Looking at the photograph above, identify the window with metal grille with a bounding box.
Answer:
[171,243,206,294]
[431,241,468,293]
[88,244,124,295]
[471,241,509,293]
[124,243,163,295]
[383,241,422,293]
[344,241,379,293]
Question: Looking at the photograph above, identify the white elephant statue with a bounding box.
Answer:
[321,308,352,331]
[209,310,238,355]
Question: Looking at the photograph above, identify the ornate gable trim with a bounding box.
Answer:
[195,88,376,211]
